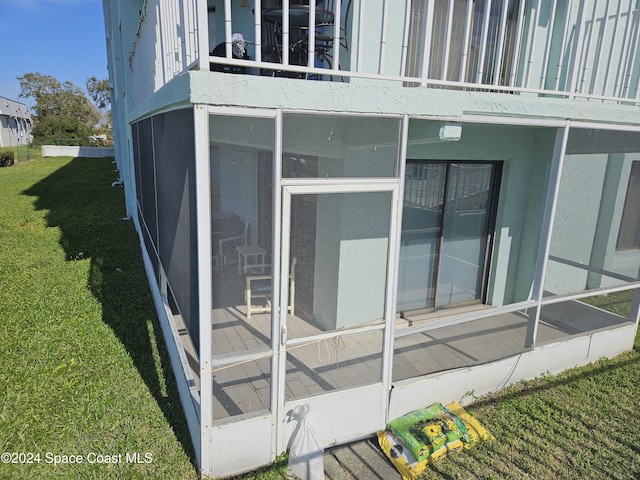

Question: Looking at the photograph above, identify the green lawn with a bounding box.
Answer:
[423,340,640,479]
[2,152,639,480]
[0,152,198,479]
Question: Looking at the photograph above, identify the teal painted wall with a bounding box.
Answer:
[407,120,557,306]
[546,151,640,294]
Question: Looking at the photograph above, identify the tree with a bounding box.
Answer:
[86,76,112,138]
[18,72,100,145]
[86,76,110,111]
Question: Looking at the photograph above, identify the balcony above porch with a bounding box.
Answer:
[128,0,640,108]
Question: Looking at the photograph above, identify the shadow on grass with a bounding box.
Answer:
[23,157,197,468]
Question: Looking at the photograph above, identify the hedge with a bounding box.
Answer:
[0,151,15,167]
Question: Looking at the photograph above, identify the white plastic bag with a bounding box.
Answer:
[288,404,324,480]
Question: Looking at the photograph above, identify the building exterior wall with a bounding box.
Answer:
[0,116,13,147]
[0,97,32,147]
[103,1,640,477]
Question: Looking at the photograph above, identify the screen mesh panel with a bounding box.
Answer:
[153,108,199,349]
[137,117,158,246]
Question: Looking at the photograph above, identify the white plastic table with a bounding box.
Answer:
[236,245,267,274]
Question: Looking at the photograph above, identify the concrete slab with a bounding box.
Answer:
[324,437,400,480]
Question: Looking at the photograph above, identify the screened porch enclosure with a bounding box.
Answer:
[204,114,640,427]
[209,111,401,425]
[209,292,637,419]
[128,109,640,429]
[123,110,640,477]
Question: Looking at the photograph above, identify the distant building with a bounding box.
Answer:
[0,97,32,147]
[103,1,640,477]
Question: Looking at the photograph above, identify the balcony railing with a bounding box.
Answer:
[129,0,201,105]
[129,0,640,106]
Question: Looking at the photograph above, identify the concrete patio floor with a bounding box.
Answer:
[171,294,633,422]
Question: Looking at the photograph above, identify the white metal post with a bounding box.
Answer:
[524,0,541,88]
[400,0,412,76]
[421,0,435,85]
[273,110,286,456]
[578,1,599,94]
[441,0,455,81]
[493,0,511,86]
[509,0,527,86]
[539,0,558,89]
[169,1,178,74]
[525,123,570,348]
[282,0,290,66]
[276,185,291,456]
[567,0,586,95]
[356,0,365,72]
[255,0,262,62]
[182,0,190,65]
[553,0,573,91]
[382,115,408,422]
[379,0,389,74]
[194,104,213,476]
[332,0,343,73]
[589,0,612,95]
[476,0,493,83]
[308,0,316,68]
[613,1,635,97]
[224,0,232,59]
[170,1,179,76]
[190,0,200,66]
[601,0,624,97]
[622,8,640,97]
[459,0,474,82]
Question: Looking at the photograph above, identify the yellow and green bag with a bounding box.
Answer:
[378,401,492,480]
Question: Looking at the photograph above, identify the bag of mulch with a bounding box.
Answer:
[288,404,324,480]
[378,401,492,480]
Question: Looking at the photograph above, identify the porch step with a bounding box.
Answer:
[324,437,400,480]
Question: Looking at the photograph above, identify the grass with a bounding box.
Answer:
[2,151,639,479]
[422,338,640,479]
[0,144,34,163]
[0,150,198,479]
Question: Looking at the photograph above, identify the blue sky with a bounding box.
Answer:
[0,0,108,108]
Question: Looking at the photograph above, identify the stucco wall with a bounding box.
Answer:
[546,152,640,294]
[0,116,12,147]
[406,120,556,306]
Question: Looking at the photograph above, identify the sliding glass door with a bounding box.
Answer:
[398,161,501,314]
[397,163,446,311]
